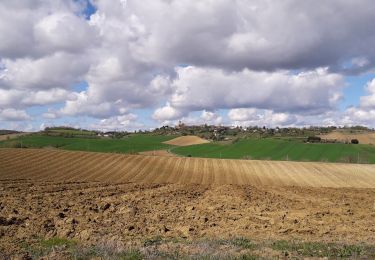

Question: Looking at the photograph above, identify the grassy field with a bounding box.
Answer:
[0,134,176,154]
[2,134,375,163]
[172,138,375,163]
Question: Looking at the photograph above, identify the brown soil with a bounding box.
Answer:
[1,149,375,188]
[0,180,375,257]
[163,135,210,146]
[1,148,375,257]
[319,131,375,145]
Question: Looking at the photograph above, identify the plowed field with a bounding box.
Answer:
[1,148,375,188]
[1,148,375,258]
[1,180,375,258]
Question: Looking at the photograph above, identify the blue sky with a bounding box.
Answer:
[82,0,97,18]
[1,0,375,131]
[341,74,373,109]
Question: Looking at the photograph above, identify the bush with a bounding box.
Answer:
[351,139,359,144]
[307,136,321,143]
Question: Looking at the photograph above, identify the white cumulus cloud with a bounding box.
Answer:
[0,108,31,121]
[155,66,344,116]
[1,0,375,129]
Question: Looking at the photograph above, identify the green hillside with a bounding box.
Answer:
[172,138,375,164]
[0,134,176,154]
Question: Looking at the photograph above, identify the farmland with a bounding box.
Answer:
[164,135,209,146]
[2,133,375,164]
[2,180,375,259]
[1,148,375,188]
[1,148,375,258]
[172,137,375,163]
[0,134,175,154]
[2,132,375,258]
[0,133,29,141]
[319,130,375,145]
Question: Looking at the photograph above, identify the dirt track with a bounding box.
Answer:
[1,149,375,188]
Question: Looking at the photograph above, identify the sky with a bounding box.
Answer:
[1,0,375,132]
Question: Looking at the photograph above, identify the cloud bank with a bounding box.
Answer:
[1,0,375,130]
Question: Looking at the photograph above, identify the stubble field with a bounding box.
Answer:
[319,131,375,145]
[1,148,375,188]
[0,133,29,141]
